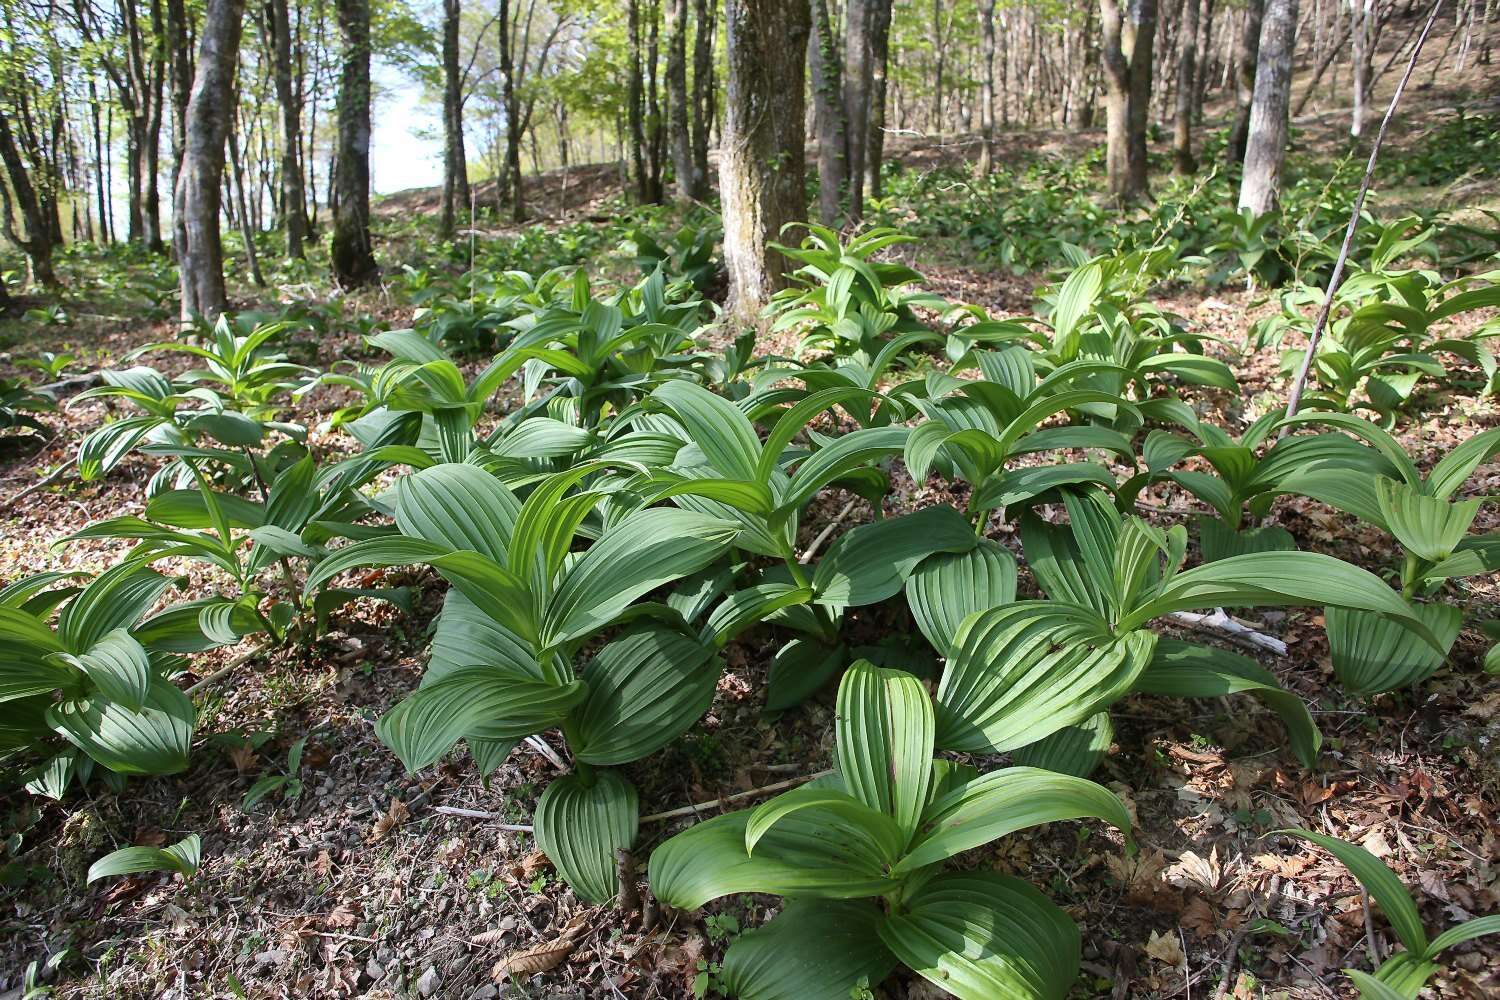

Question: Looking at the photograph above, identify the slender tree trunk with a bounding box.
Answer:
[1239,0,1299,214]
[808,0,846,224]
[720,0,810,319]
[331,0,377,286]
[1174,0,1201,173]
[499,0,525,221]
[864,0,892,199]
[1100,0,1157,203]
[228,114,266,287]
[627,0,648,202]
[269,0,308,256]
[645,0,665,202]
[979,0,997,174]
[666,0,694,200]
[1227,0,1266,164]
[175,0,245,320]
[1350,0,1374,136]
[843,0,871,221]
[689,0,714,197]
[440,0,470,236]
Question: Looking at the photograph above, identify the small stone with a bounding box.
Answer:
[467,987,499,1000]
[417,966,440,998]
[365,958,384,981]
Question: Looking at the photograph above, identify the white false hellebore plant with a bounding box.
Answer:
[649,661,1132,1000]
[306,461,740,903]
[905,487,1445,774]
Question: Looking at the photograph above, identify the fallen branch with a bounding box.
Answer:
[799,499,859,564]
[184,641,270,696]
[2,455,76,509]
[432,806,534,831]
[1166,609,1287,655]
[1282,0,1445,429]
[525,734,569,772]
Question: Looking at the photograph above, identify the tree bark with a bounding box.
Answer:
[440,0,470,236]
[979,0,997,174]
[1174,0,1201,173]
[720,0,810,319]
[627,0,648,202]
[268,0,309,256]
[808,0,846,224]
[689,0,715,198]
[863,0,892,199]
[331,0,378,286]
[666,0,694,200]
[175,0,245,320]
[1226,0,1266,165]
[498,0,525,221]
[843,0,871,221]
[1239,0,1299,215]
[1350,0,1374,136]
[1100,0,1157,203]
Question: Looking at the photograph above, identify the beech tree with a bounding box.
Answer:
[176,0,246,320]
[1100,0,1157,203]
[440,0,471,237]
[1226,0,1265,165]
[1239,0,1299,215]
[268,0,308,257]
[331,0,378,287]
[720,0,810,318]
[808,0,846,225]
[1174,0,1201,174]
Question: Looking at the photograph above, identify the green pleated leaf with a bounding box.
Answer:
[303,536,451,594]
[1137,640,1322,767]
[765,639,846,711]
[186,411,264,445]
[906,540,1018,657]
[570,627,720,765]
[879,871,1079,1000]
[144,488,266,529]
[78,415,157,481]
[1375,476,1480,563]
[134,598,261,653]
[393,463,521,566]
[1347,969,1416,1000]
[68,629,152,713]
[375,668,585,772]
[812,505,976,607]
[1279,829,1428,956]
[745,786,906,865]
[720,899,898,1000]
[1011,712,1113,778]
[651,380,763,481]
[1327,602,1462,695]
[426,550,539,644]
[59,562,173,654]
[704,583,813,648]
[777,426,908,518]
[936,602,1153,753]
[1426,427,1500,499]
[971,462,1117,513]
[647,793,898,909]
[47,678,194,775]
[533,770,638,904]
[1196,517,1296,563]
[87,834,202,884]
[1428,914,1500,957]
[426,590,543,682]
[1370,953,1437,998]
[835,661,933,842]
[895,767,1131,874]
[542,508,739,646]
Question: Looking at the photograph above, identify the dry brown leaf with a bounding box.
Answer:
[368,798,410,842]
[491,937,577,980]
[1145,929,1186,967]
[1166,847,1223,894]
[1180,897,1219,937]
[229,743,257,774]
[324,901,361,929]
[469,927,512,947]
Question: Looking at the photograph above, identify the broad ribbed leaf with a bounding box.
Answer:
[896,767,1131,874]
[534,770,638,904]
[87,834,202,884]
[704,583,813,648]
[542,508,738,646]
[1011,712,1113,778]
[69,629,152,713]
[880,872,1079,1000]
[467,737,517,777]
[720,899,897,1000]
[570,627,720,765]
[777,426,907,517]
[647,794,898,909]
[972,462,1117,513]
[766,639,845,711]
[78,416,157,481]
[1326,602,1461,695]
[144,488,266,528]
[1375,477,1479,562]
[745,786,906,864]
[835,660,933,842]
[303,536,451,593]
[1427,428,1500,499]
[1280,828,1428,955]
[813,505,975,607]
[1138,640,1321,767]
[426,590,542,682]
[47,678,194,775]
[428,550,539,644]
[906,539,1018,657]
[59,562,173,654]
[375,667,585,772]
[1347,969,1415,1000]
[936,602,1152,753]
[1428,915,1500,956]
[651,380,762,480]
[1197,517,1296,563]
[394,463,521,565]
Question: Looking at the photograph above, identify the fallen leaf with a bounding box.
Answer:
[368,798,409,842]
[1145,929,1186,967]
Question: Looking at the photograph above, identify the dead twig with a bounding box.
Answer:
[2,455,76,509]
[184,642,270,696]
[799,498,859,563]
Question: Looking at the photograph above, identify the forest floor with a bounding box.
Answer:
[2,41,1500,1000]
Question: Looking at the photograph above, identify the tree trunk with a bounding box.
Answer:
[1350,0,1374,136]
[843,0,872,219]
[864,0,892,199]
[1174,0,1201,173]
[666,0,694,200]
[1239,0,1299,214]
[331,0,378,286]
[720,0,810,319]
[1100,0,1157,203]
[689,0,715,198]
[175,0,245,320]
[440,0,470,236]
[1226,0,1266,165]
[808,0,846,224]
[979,0,997,174]
[228,113,266,287]
[268,0,309,256]
[627,0,648,203]
[498,0,525,221]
